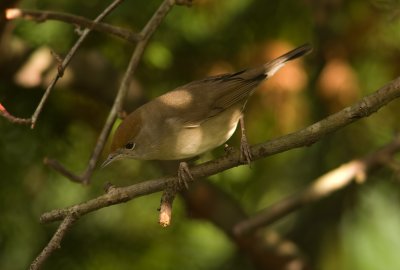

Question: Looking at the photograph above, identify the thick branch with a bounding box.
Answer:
[252,77,400,159]
[233,134,400,235]
[5,9,141,43]
[40,76,400,223]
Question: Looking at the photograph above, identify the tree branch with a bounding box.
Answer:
[158,187,178,227]
[30,214,77,270]
[1,0,123,128]
[233,134,400,235]
[40,76,400,223]
[46,0,179,185]
[5,8,142,43]
[30,0,123,129]
[0,102,31,124]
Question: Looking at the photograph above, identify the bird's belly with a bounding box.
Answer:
[167,109,242,160]
[174,124,237,158]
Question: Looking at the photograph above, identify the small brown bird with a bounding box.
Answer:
[103,44,312,186]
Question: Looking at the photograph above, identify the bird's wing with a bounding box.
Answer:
[178,67,267,127]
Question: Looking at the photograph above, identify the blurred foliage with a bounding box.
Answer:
[1,0,400,269]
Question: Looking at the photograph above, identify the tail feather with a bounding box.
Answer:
[264,43,312,77]
[277,43,313,63]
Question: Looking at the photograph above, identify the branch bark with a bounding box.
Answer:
[30,214,77,270]
[158,188,178,227]
[0,102,31,124]
[5,8,141,43]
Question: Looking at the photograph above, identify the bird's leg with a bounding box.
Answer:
[239,115,252,165]
[177,161,194,190]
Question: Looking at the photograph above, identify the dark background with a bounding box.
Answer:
[1,0,400,269]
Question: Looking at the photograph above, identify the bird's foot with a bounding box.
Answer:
[177,161,194,190]
[240,134,253,165]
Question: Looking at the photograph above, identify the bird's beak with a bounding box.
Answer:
[101,153,118,168]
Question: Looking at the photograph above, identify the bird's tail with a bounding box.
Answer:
[264,43,312,77]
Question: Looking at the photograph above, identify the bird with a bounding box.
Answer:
[102,43,312,188]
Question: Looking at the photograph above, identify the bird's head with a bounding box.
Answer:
[102,110,142,167]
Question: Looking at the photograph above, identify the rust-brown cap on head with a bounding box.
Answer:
[110,110,142,153]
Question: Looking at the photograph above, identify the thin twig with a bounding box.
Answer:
[0,1,124,128]
[0,103,31,124]
[40,76,400,223]
[30,0,124,129]
[5,8,142,43]
[30,214,77,270]
[233,134,400,235]
[43,158,84,183]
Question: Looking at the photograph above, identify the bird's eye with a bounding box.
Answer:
[125,142,135,150]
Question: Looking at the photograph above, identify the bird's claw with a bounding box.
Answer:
[177,162,194,190]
